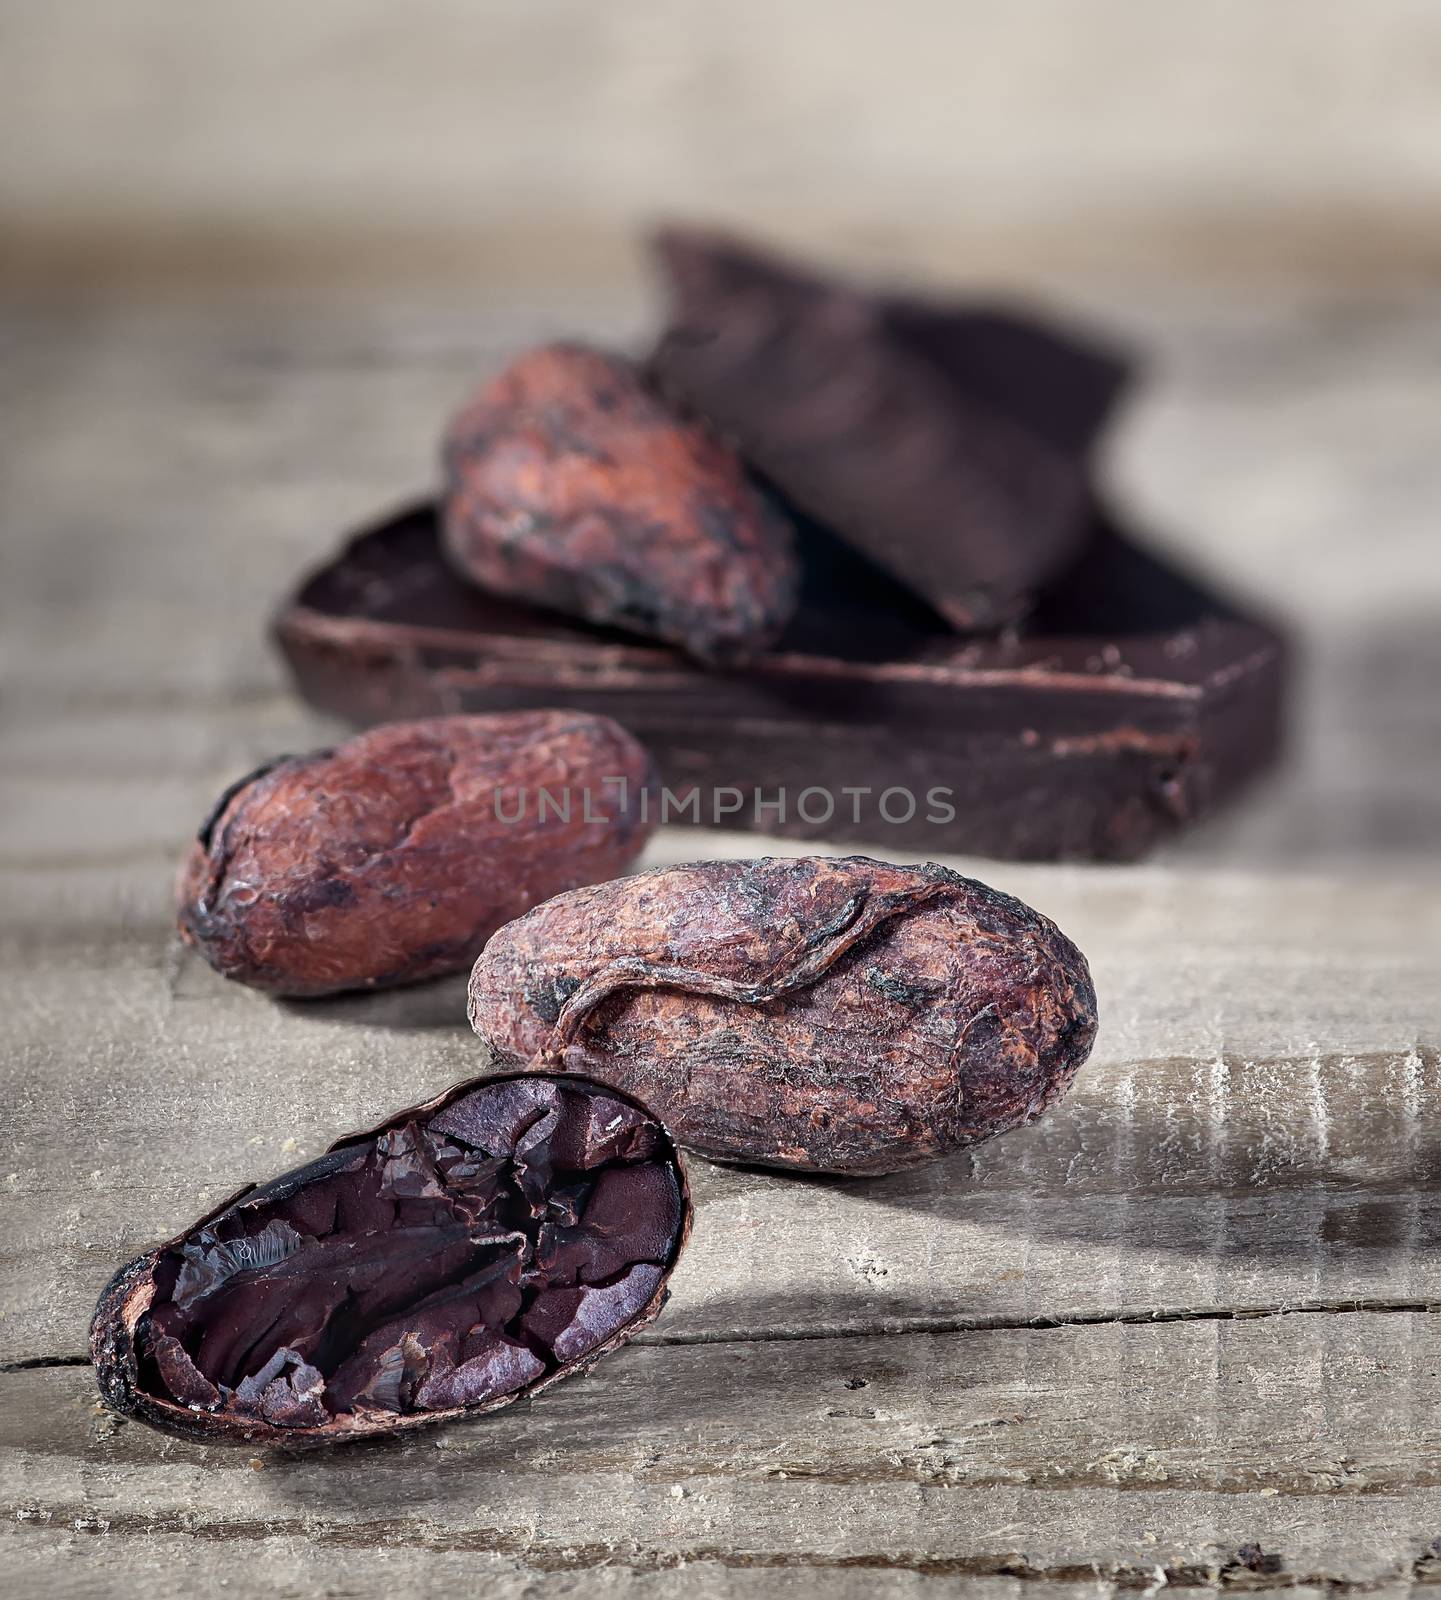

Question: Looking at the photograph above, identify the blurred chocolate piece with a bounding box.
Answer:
[881,297,1132,458]
[649,229,1131,629]
[274,501,1285,863]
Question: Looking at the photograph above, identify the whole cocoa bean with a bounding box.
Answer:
[468,856,1097,1175]
[441,343,799,663]
[179,711,654,997]
[92,1073,689,1447]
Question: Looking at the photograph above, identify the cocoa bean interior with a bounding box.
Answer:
[133,1078,685,1429]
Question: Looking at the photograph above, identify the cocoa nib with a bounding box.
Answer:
[441,343,799,664]
[177,710,655,997]
[468,856,1098,1175]
[91,1075,689,1447]
[649,228,1127,631]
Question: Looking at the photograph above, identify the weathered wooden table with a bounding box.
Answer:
[3,289,1439,1597]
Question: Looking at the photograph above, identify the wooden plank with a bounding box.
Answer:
[3,297,1440,1593]
[2,1529,1233,1600]
[3,864,1437,1366]
[3,295,1439,644]
[2,1531,1147,1600]
[5,1317,1440,1588]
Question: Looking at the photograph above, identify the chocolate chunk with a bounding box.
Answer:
[879,296,1132,459]
[91,1075,690,1447]
[273,500,1285,862]
[648,229,1130,628]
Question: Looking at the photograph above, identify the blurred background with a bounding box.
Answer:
[3,0,1440,867]
[4,0,1441,299]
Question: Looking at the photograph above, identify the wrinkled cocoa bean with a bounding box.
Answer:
[92,1074,689,1447]
[179,711,654,997]
[441,343,799,663]
[468,856,1097,1175]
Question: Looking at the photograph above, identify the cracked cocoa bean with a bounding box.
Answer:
[91,1073,689,1447]
[467,855,1097,1175]
[441,342,799,663]
[178,711,654,997]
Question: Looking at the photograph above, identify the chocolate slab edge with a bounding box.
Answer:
[273,501,1286,863]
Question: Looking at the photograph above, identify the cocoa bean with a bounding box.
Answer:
[441,343,798,663]
[91,1073,689,1447]
[179,711,654,997]
[468,856,1097,1175]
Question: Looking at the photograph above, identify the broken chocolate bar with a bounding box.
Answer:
[91,1074,690,1446]
[649,228,1132,629]
[273,500,1285,863]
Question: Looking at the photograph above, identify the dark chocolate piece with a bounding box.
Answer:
[649,229,1131,628]
[272,501,1286,863]
[442,343,798,664]
[469,856,1098,1175]
[92,1074,690,1447]
[880,297,1133,458]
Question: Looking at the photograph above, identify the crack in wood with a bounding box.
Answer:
[635,1296,1441,1346]
[8,1505,1441,1590]
[6,1294,1435,1375]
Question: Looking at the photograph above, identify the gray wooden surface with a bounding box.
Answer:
[3,290,1440,1596]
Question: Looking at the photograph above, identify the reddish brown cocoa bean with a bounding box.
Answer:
[441,343,799,663]
[91,1073,690,1447]
[468,856,1097,1176]
[178,711,655,997]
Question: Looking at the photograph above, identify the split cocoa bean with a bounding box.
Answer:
[467,855,1098,1175]
[441,343,799,663]
[179,711,654,997]
[91,1073,689,1447]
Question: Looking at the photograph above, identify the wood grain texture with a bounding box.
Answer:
[5,1316,1441,1590]
[4,1529,1167,1600]
[2,295,1439,1592]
